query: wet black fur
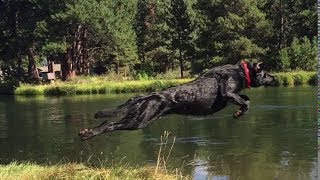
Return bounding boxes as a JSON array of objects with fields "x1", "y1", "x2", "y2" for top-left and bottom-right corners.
[{"x1": 79, "y1": 61, "x2": 276, "y2": 140}]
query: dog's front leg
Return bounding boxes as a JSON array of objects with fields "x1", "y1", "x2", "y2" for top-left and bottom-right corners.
[
  {"x1": 79, "y1": 121, "x2": 114, "y2": 140},
  {"x1": 219, "y1": 76, "x2": 250, "y2": 118},
  {"x1": 226, "y1": 93, "x2": 250, "y2": 118}
]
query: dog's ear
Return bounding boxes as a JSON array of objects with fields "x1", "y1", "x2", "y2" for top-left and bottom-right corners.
[
  {"x1": 257, "y1": 62, "x2": 264, "y2": 71},
  {"x1": 253, "y1": 62, "x2": 264, "y2": 72}
]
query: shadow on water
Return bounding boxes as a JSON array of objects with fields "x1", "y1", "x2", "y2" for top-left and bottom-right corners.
[{"x1": 0, "y1": 87, "x2": 317, "y2": 179}]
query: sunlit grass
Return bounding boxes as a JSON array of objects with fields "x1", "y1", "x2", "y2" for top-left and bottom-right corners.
[
  {"x1": 0, "y1": 162, "x2": 187, "y2": 180},
  {"x1": 0, "y1": 131, "x2": 188, "y2": 180},
  {"x1": 15, "y1": 79, "x2": 192, "y2": 96},
  {"x1": 272, "y1": 71, "x2": 316, "y2": 86}
]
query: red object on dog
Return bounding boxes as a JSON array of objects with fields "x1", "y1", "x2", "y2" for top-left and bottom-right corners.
[{"x1": 241, "y1": 60, "x2": 251, "y2": 89}]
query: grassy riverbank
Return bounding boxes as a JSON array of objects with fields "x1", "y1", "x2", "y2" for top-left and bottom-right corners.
[
  {"x1": 0, "y1": 131, "x2": 185, "y2": 180},
  {"x1": 0, "y1": 162, "x2": 184, "y2": 180},
  {"x1": 10, "y1": 71, "x2": 317, "y2": 96},
  {"x1": 14, "y1": 78, "x2": 192, "y2": 96},
  {"x1": 272, "y1": 71, "x2": 316, "y2": 86}
]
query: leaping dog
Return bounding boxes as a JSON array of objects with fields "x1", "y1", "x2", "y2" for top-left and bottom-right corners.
[{"x1": 79, "y1": 61, "x2": 276, "y2": 140}]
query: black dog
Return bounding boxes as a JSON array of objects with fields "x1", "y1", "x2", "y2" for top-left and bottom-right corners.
[{"x1": 79, "y1": 61, "x2": 276, "y2": 140}]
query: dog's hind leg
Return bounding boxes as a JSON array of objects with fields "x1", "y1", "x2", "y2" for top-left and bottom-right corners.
[
  {"x1": 79, "y1": 121, "x2": 135, "y2": 140},
  {"x1": 80, "y1": 94, "x2": 172, "y2": 140},
  {"x1": 94, "y1": 95, "x2": 146, "y2": 118}
]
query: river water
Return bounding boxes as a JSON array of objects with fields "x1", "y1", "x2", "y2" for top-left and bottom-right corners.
[{"x1": 0, "y1": 87, "x2": 317, "y2": 179}]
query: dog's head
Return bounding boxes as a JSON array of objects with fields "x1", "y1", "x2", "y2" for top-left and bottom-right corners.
[{"x1": 250, "y1": 63, "x2": 277, "y2": 87}]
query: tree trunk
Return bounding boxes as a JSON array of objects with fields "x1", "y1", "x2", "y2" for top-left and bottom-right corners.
[
  {"x1": 74, "y1": 24, "x2": 89, "y2": 75},
  {"x1": 279, "y1": 11, "x2": 284, "y2": 50},
  {"x1": 9, "y1": 0, "x2": 24, "y2": 81},
  {"x1": 47, "y1": 55, "x2": 54, "y2": 73},
  {"x1": 82, "y1": 27, "x2": 89, "y2": 75},
  {"x1": 278, "y1": 1, "x2": 286, "y2": 50},
  {"x1": 178, "y1": 35, "x2": 184, "y2": 78},
  {"x1": 16, "y1": 54, "x2": 24, "y2": 82},
  {"x1": 26, "y1": 46, "x2": 39, "y2": 84},
  {"x1": 75, "y1": 25, "x2": 82, "y2": 74},
  {"x1": 61, "y1": 47, "x2": 75, "y2": 81},
  {"x1": 142, "y1": 51, "x2": 145, "y2": 66},
  {"x1": 179, "y1": 50, "x2": 184, "y2": 78},
  {"x1": 139, "y1": 49, "x2": 145, "y2": 69}
]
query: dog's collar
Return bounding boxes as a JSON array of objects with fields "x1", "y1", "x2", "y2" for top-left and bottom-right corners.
[{"x1": 240, "y1": 60, "x2": 251, "y2": 89}]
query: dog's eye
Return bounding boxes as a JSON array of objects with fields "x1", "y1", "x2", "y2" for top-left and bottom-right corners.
[{"x1": 263, "y1": 73, "x2": 267, "y2": 78}]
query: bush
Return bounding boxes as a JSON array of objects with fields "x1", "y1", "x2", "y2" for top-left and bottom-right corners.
[
  {"x1": 155, "y1": 70, "x2": 187, "y2": 79},
  {"x1": 273, "y1": 71, "x2": 316, "y2": 86},
  {"x1": 135, "y1": 71, "x2": 151, "y2": 81},
  {"x1": 282, "y1": 75, "x2": 294, "y2": 86},
  {"x1": 0, "y1": 77, "x2": 19, "y2": 94},
  {"x1": 279, "y1": 36, "x2": 317, "y2": 71},
  {"x1": 279, "y1": 48, "x2": 290, "y2": 70}
]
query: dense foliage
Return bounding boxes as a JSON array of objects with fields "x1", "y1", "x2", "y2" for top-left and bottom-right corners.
[{"x1": 0, "y1": 0, "x2": 316, "y2": 83}]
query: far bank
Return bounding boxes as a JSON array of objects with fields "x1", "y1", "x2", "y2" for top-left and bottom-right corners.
[{"x1": 0, "y1": 71, "x2": 316, "y2": 96}]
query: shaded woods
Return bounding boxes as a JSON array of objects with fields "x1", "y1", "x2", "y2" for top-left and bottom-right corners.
[{"x1": 0, "y1": 0, "x2": 317, "y2": 84}]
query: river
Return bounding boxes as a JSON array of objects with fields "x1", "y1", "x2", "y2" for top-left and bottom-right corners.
[{"x1": 0, "y1": 86, "x2": 317, "y2": 179}]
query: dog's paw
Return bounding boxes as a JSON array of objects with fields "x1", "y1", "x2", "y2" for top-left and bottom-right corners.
[
  {"x1": 79, "y1": 129, "x2": 96, "y2": 140},
  {"x1": 233, "y1": 110, "x2": 243, "y2": 118}
]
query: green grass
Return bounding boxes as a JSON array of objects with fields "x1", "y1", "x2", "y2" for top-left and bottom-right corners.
[
  {"x1": 13, "y1": 71, "x2": 316, "y2": 96},
  {"x1": 0, "y1": 162, "x2": 186, "y2": 180},
  {"x1": 0, "y1": 131, "x2": 186, "y2": 180},
  {"x1": 15, "y1": 78, "x2": 192, "y2": 96}
]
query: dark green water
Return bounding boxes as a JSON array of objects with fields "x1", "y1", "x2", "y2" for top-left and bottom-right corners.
[{"x1": 0, "y1": 87, "x2": 317, "y2": 179}]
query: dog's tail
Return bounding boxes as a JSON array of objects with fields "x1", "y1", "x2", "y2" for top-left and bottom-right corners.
[{"x1": 94, "y1": 95, "x2": 145, "y2": 118}]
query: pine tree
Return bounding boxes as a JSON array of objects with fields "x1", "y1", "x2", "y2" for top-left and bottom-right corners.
[
  {"x1": 167, "y1": 0, "x2": 194, "y2": 78},
  {"x1": 193, "y1": 0, "x2": 270, "y2": 72},
  {"x1": 134, "y1": 0, "x2": 149, "y2": 67}
]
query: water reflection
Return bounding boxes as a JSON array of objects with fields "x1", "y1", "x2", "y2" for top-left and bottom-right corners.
[{"x1": 0, "y1": 87, "x2": 317, "y2": 179}]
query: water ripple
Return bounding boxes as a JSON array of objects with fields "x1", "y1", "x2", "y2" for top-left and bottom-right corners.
[
  {"x1": 144, "y1": 136, "x2": 229, "y2": 146},
  {"x1": 255, "y1": 105, "x2": 313, "y2": 110}
]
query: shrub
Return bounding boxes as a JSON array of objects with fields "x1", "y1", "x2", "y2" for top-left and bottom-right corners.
[
  {"x1": 135, "y1": 71, "x2": 151, "y2": 81},
  {"x1": 273, "y1": 71, "x2": 316, "y2": 86},
  {"x1": 279, "y1": 36, "x2": 317, "y2": 71}
]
